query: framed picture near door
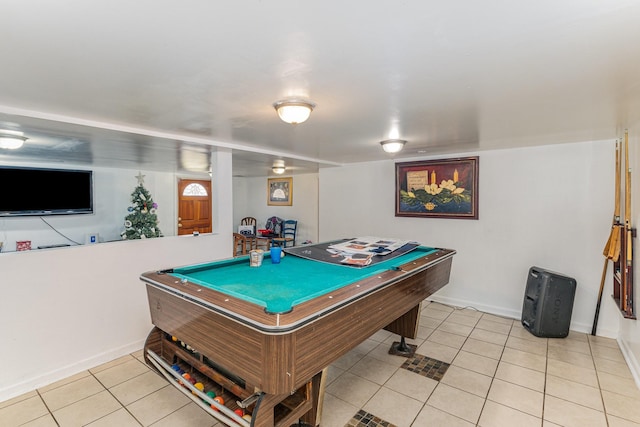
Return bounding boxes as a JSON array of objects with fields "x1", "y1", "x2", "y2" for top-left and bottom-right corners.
[{"x1": 267, "y1": 177, "x2": 293, "y2": 206}]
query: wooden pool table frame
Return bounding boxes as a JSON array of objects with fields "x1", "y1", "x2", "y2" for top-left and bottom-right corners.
[{"x1": 141, "y1": 247, "x2": 455, "y2": 426}]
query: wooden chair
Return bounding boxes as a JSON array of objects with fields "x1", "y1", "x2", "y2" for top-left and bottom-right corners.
[
  {"x1": 272, "y1": 220, "x2": 297, "y2": 248},
  {"x1": 233, "y1": 233, "x2": 249, "y2": 256},
  {"x1": 240, "y1": 217, "x2": 257, "y2": 229},
  {"x1": 240, "y1": 217, "x2": 259, "y2": 250}
]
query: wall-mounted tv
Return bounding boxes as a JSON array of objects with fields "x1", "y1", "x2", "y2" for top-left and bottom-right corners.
[{"x1": 0, "y1": 166, "x2": 93, "y2": 217}]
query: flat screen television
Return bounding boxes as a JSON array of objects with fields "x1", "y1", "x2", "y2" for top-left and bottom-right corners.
[{"x1": 0, "y1": 166, "x2": 93, "y2": 217}]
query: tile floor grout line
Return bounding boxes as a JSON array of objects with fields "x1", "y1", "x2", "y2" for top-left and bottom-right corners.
[
  {"x1": 473, "y1": 313, "x2": 511, "y2": 426},
  {"x1": 86, "y1": 367, "x2": 145, "y2": 427},
  {"x1": 541, "y1": 329, "x2": 549, "y2": 426},
  {"x1": 588, "y1": 336, "x2": 611, "y2": 427},
  {"x1": 34, "y1": 389, "x2": 60, "y2": 427}
]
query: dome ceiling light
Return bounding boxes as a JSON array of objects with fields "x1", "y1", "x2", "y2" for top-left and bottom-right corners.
[
  {"x1": 0, "y1": 130, "x2": 28, "y2": 150},
  {"x1": 380, "y1": 139, "x2": 406, "y2": 154},
  {"x1": 272, "y1": 160, "x2": 286, "y2": 174},
  {"x1": 273, "y1": 98, "x2": 315, "y2": 124}
]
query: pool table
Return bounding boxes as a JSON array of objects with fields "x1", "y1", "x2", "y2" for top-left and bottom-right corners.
[{"x1": 141, "y1": 243, "x2": 455, "y2": 426}]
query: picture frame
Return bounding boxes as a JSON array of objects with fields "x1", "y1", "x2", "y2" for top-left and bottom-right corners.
[
  {"x1": 267, "y1": 177, "x2": 293, "y2": 206},
  {"x1": 395, "y1": 156, "x2": 479, "y2": 219}
]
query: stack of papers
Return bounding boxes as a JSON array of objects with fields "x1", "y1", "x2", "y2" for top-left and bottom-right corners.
[{"x1": 327, "y1": 237, "x2": 412, "y2": 266}]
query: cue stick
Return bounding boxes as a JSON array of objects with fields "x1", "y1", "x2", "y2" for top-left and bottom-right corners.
[
  {"x1": 591, "y1": 258, "x2": 609, "y2": 335},
  {"x1": 624, "y1": 130, "x2": 632, "y2": 312},
  {"x1": 146, "y1": 349, "x2": 250, "y2": 427},
  {"x1": 593, "y1": 140, "x2": 622, "y2": 335},
  {"x1": 604, "y1": 141, "x2": 621, "y2": 261}
]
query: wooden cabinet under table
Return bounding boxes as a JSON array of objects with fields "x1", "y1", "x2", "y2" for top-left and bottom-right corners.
[{"x1": 141, "y1": 245, "x2": 455, "y2": 426}]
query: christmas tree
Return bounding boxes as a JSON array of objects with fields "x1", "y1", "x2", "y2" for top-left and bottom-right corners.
[{"x1": 121, "y1": 172, "x2": 163, "y2": 239}]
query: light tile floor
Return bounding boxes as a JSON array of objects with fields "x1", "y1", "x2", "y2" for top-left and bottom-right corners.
[{"x1": 2, "y1": 302, "x2": 640, "y2": 427}]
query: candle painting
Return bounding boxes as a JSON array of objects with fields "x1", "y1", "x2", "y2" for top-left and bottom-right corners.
[{"x1": 395, "y1": 157, "x2": 479, "y2": 219}]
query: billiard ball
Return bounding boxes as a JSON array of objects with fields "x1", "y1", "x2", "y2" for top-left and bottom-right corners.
[
  {"x1": 171, "y1": 336, "x2": 178, "y2": 342},
  {"x1": 242, "y1": 414, "x2": 252, "y2": 422},
  {"x1": 171, "y1": 364, "x2": 180, "y2": 371},
  {"x1": 192, "y1": 382, "x2": 204, "y2": 395},
  {"x1": 188, "y1": 377, "x2": 197, "y2": 385},
  {"x1": 210, "y1": 397, "x2": 224, "y2": 411},
  {"x1": 234, "y1": 409, "x2": 243, "y2": 417},
  {"x1": 206, "y1": 390, "x2": 217, "y2": 399},
  {"x1": 182, "y1": 373, "x2": 191, "y2": 380}
]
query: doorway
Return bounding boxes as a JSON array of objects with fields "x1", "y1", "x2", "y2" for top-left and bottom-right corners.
[{"x1": 177, "y1": 179, "x2": 212, "y2": 235}]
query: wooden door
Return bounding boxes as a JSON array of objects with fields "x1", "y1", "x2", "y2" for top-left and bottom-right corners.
[{"x1": 178, "y1": 179, "x2": 212, "y2": 235}]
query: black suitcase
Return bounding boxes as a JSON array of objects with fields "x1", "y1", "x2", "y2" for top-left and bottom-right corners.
[{"x1": 521, "y1": 266, "x2": 577, "y2": 338}]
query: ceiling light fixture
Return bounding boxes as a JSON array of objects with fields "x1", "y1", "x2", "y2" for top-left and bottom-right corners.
[
  {"x1": 380, "y1": 139, "x2": 406, "y2": 153},
  {"x1": 273, "y1": 98, "x2": 315, "y2": 124},
  {"x1": 272, "y1": 160, "x2": 286, "y2": 174},
  {"x1": 0, "y1": 131, "x2": 27, "y2": 150}
]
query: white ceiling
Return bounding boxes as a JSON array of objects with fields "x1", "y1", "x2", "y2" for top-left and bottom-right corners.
[{"x1": 1, "y1": 1, "x2": 639, "y2": 176}]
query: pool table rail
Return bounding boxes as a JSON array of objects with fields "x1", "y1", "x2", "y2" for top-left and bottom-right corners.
[{"x1": 141, "y1": 248, "x2": 455, "y2": 334}]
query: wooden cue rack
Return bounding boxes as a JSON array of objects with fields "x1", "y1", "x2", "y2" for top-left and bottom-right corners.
[
  {"x1": 613, "y1": 227, "x2": 636, "y2": 319},
  {"x1": 143, "y1": 327, "x2": 325, "y2": 427}
]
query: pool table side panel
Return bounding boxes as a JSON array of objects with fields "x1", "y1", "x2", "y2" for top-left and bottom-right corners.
[
  {"x1": 262, "y1": 334, "x2": 295, "y2": 393},
  {"x1": 292, "y1": 256, "x2": 452, "y2": 384},
  {"x1": 146, "y1": 285, "x2": 267, "y2": 389}
]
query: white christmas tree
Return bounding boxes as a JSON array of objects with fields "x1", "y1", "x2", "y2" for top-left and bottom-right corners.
[{"x1": 121, "y1": 172, "x2": 163, "y2": 239}]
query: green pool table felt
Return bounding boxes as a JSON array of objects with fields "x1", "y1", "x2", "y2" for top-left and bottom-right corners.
[{"x1": 170, "y1": 246, "x2": 437, "y2": 313}]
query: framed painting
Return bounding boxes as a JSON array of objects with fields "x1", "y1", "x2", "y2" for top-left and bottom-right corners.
[
  {"x1": 267, "y1": 177, "x2": 293, "y2": 206},
  {"x1": 395, "y1": 156, "x2": 479, "y2": 219}
]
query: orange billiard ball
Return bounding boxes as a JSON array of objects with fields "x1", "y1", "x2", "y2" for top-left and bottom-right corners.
[{"x1": 210, "y1": 396, "x2": 224, "y2": 411}]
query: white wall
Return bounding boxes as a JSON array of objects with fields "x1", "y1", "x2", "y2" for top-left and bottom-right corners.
[
  {"x1": 320, "y1": 140, "x2": 619, "y2": 338},
  {"x1": 0, "y1": 234, "x2": 230, "y2": 402},
  {"x1": 232, "y1": 173, "x2": 319, "y2": 245}
]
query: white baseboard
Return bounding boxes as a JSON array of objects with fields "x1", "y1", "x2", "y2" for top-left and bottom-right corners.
[
  {"x1": 0, "y1": 339, "x2": 146, "y2": 403},
  {"x1": 427, "y1": 295, "x2": 521, "y2": 321},
  {"x1": 427, "y1": 295, "x2": 618, "y2": 339},
  {"x1": 618, "y1": 337, "x2": 640, "y2": 391}
]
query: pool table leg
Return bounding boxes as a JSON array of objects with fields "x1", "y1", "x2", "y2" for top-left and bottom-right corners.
[{"x1": 300, "y1": 369, "x2": 326, "y2": 427}]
